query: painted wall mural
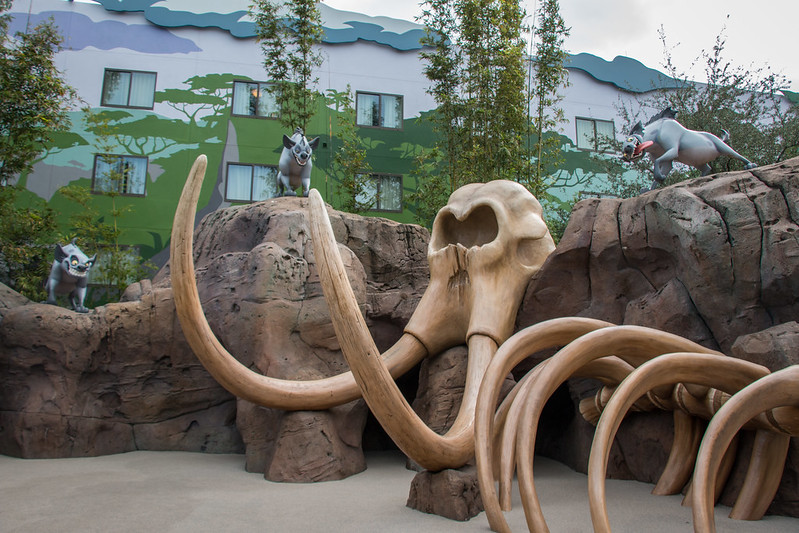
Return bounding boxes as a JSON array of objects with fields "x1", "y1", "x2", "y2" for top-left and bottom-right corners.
[{"x1": 8, "y1": 0, "x2": 700, "y2": 272}]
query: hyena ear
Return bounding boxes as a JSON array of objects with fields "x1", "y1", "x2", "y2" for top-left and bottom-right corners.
[
  {"x1": 308, "y1": 137, "x2": 320, "y2": 151},
  {"x1": 55, "y1": 244, "x2": 69, "y2": 262},
  {"x1": 283, "y1": 135, "x2": 296, "y2": 150}
]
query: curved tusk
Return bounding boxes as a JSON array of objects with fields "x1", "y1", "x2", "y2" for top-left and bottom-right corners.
[
  {"x1": 171, "y1": 155, "x2": 427, "y2": 410},
  {"x1": 511, "y1": 328, "x2": 723, "y2": 533},
  {"x1": 473, "y1": 317, "x2": 616, "y2": 533},
  {"x1": 586, "y1": 352, "x2": 769, "y2": 533},
  {"x1": 309, "y1": 187, "x2": 498, "y2": 470},
  {"x1": 692, "y1": 366, "x2": 799, "y2": 532}
]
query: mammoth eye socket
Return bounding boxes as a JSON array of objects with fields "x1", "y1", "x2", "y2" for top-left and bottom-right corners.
[{"x1": 434, "y1": 205, "x2": 499, "y2": 250}]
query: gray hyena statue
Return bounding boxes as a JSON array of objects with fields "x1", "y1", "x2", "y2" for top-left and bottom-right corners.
[
  {"x1": 44, "y1": 238, "x2": 96, "y2": 313},
  {"x1": 622, "y1": 107, "x2": 757, "y2": 192},
  {"x1": 278, "y1": 127, "x2": 320, "y2": 197}
]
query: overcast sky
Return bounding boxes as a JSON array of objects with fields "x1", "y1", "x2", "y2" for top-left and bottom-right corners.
[{"x1": 322, "y1": 0, "x2": 799, "y2": 92}]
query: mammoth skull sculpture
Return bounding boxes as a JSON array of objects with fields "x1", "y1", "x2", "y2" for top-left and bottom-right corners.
[{"x1": 170, "y1": 155, "x2": 555, "y2": 471}]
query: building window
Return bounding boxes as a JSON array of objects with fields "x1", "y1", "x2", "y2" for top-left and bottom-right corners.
[
  {"x1": 92, "y1": 154, "x2": 148, "y2": 196},
  {"x1": 356, "y1": 174, "x2": 403, "y2": 212},
  {"x1": 226, "y1": 163, "x2": 279, "y2": 202},
  {"x1": 575, "y1": 117, "x2": 615, "y2": 151},
  {"x1": 356, "y1": 92, "x2": 403, "y2": 129},
  {"x1": 101, "y1": 69, "x2": 157, "y2": 109},
  {"x1": 232, "y1": 81, "x2": 280, "y2": 118}
]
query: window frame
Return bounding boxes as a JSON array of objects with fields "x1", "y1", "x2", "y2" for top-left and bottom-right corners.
[
  {"x1": 358, "y1": 173, "x2": 403, "y2": 213},
  {"x1": 91, "y1": 154, "x2": 148, "y2": 197},
  {"x1": 230, "y1": 80, "x2": 281, "y2": 120},
  {"x1": 100, "y1": 68, "x2": 157, "y2": 110},
  {"x1": 575, "y1": 116, "x2": 616, "y2": 152},
  {"x1": 355, "y1": 91, "x2": 404, "y2": 130},
  {"x1": 225, "y1": 162, "x2": 280, "y2": 203}
]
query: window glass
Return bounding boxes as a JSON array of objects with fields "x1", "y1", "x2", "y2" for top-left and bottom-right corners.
[
  {"x1": 93, "y1": 155, "x2": 147, "y2": 196},
  {"x1": 357, "y1": 93, "x2": 381, "y2": 127},
  {"x1": 358, "y1": 174, "x2": 402, "y2": 211},
  {"x1": 575, "y1": 118, "x2": 615, "y2": 150},
  {"x1": 595, "y1": 120, "x2": 615, "y2": 149},
  {"x1": 381, "y1": 95, "x2": 402, "y2": 129},
  {"x1": 227, "y1": 163, "x2": 278, "y2": 202},
  {"x1": 226, "y1": 164, "x2": 253, "y2": 201},
  {"x1": 356, "y1": 93, "x2": 403, "y2": 129},
  {"x1": 355, "y1": 173, "x2": 377, "y2": 208},
  {"x1": 102, "y1": 71, "x2": 131, "y2": 107},
  {"x1": 256, "y1": 85, "x2": 280, "y2": 118},
  {"x1": 575, "y1": 118, "x2": 595, "y2": 150},
  {"x1": 379, "y1": 174, "x2": 402, "y2": 211},
  {"x1": 233, "y1": 82, "x2": 256, "y2": 115},
  {"x1": 101, "y1": 70, "x2": 156, "y2": 109},
  {"x1": 129, "y1": 72, "x2": 156, "y2": 108},
  {"x1": 232, "y1": 81, "x2": 279, "y2": 118},
  {"x1": 252, "y1": 165, "x2": 278, "y2": 201}
]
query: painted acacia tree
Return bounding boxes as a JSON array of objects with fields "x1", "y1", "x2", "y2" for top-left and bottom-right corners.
[
  {"x1": 250, "y1": 0, "x2": 323, "y2": 133},
  {"x1": 528, "y1": 0, "x2": 569, "y2": 196},
  {"x1": 0, "y1": 0, "x2": 78, "y2": 298},
  {"x1": 412, "y1": 0, "x2": 531, "y2": 225},
  {"x1": 60, "y1": 108, "x2": 156, "y2": 305}
]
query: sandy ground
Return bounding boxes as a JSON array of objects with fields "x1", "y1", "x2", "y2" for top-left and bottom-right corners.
[{"x1": 1, "y1": 451, "x2": 797, "y2": 532}]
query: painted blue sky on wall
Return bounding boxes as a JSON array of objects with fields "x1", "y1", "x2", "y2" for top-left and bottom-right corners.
[
  {"x1": 90, "y1": 0, "x2": 427, "y2": 50},
  {"x1": 9, "y1": 10, "x2": 201, "y2": 54},
  {"x1": 16, "y1": 1, "x2": 681, "y2": 94}
]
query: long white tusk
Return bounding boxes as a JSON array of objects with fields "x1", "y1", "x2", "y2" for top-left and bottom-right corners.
[{"x1": 171, "y1": 155, "x2": 426, "y2": 410}]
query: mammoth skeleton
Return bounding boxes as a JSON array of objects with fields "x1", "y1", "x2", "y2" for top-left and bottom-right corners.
[
  {"x1": 172, "y1": 155, "x2": 798, "y2": 531},
  {"x1": 170, "y1": 154, "x2": 557, "y2": 471}
]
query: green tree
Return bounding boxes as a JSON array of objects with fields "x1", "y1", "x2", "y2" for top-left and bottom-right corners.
[
  {"x1": 0, "y1": 0, "x2": 78, "y2": 185},
  {"x1": 250, "y1": 0, "x2": 323, "y2": 132},
  {"x1": 0, "y1": 185, "x2": 57, "y2": 299},
  {"x1": 0, "y1": 0, "x2": 77, "y2": 299},
  {"x1": 413, "y1": 0, "x2": 531, "y2": 225},
  {"x1": 610, "y1": 24, "x2": 799, "y2": 195},
  {"x1": 60, "y1": 108, "x2": 154, "y2": 305},
  {"x1": 527, "y1": 0, "x2": 570, "y2": 197},
  {"x1": 327, "y1": 87, "x2": 373, "y2": 214}
]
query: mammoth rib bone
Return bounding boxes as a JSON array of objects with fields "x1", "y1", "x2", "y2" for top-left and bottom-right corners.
[
  {"x1": 692, "y1": 366, "x2": 799, "y2": 532},
  {"x1": 509, "y1": 327, "x2": 721, "y2": 533},
  {"x1": 472, "y1": 317, "x2": 617, "y2": 533},
  {"x1": 586, "y1": 352, "x2": 771, "y2": 533},
  {"x1": 170, "y1": 155, "x2": 427, "y2": 410}
]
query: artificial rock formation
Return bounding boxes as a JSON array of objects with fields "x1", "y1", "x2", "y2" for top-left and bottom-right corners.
[
  {"x1": 519, "y1": 158, "x2": 799, "y2": 516},
  {"x1": 0, "y1": 281, "x2": 241, "y2": 458},
  {"x1": 0, "y1": 196, "x2": 430, "y2": 483}
]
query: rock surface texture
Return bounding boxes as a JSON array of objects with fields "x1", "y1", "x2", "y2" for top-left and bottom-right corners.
[
  {"x1": 0, "y1": 197, "x2": 429, "y2": 483},
  {"x1": 1, "y1": 159, "x2": 798, "y2": 516},
  {"x1": 518, "y1": 158, "x2": 799, "y2": 516}
]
